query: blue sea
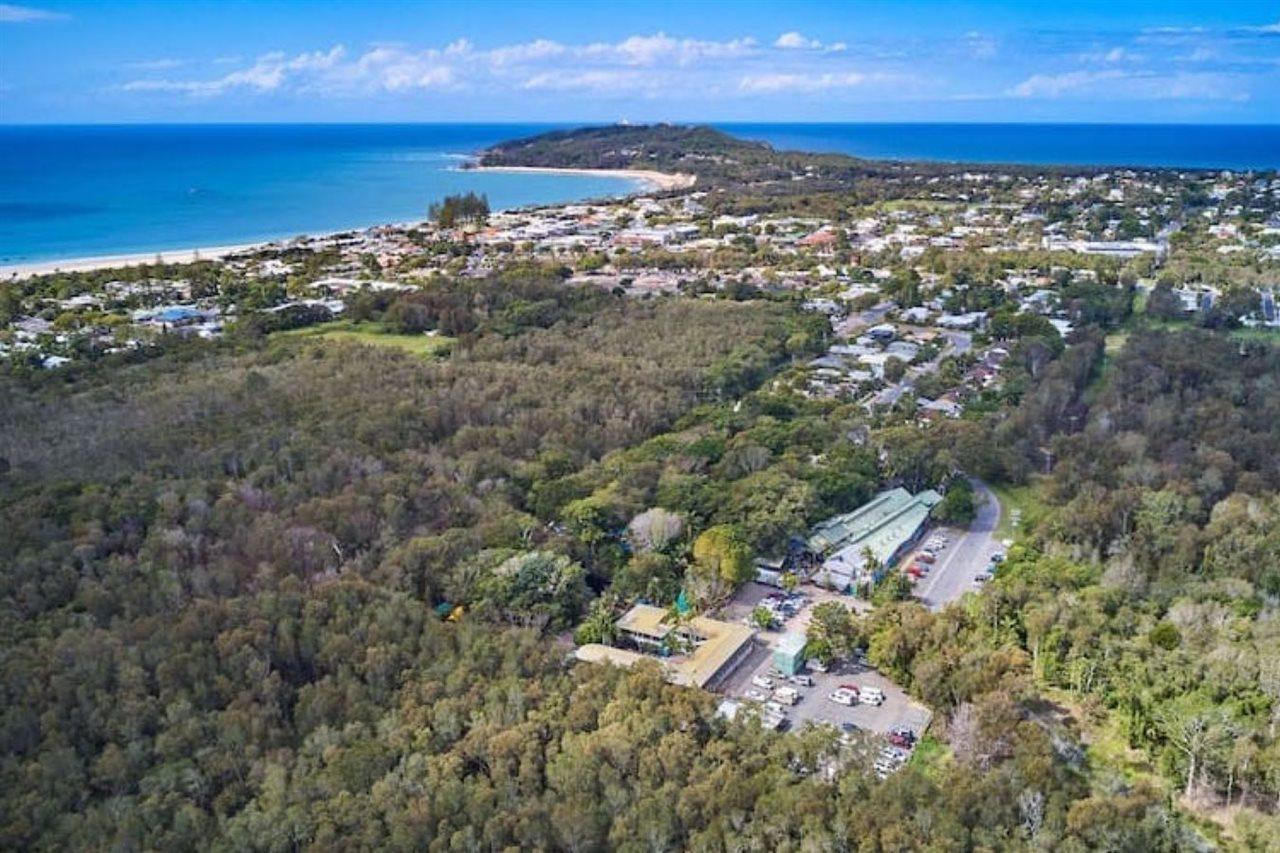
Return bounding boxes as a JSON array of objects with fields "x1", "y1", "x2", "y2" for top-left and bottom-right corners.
[
  {"x1": 0, "y1": 124, "x2": 644, "y2": 265},
  {"x1": 721, "y1": 123, "x2": 1280, "y2": 171},
  {"x1": 2, "y1": 123, "x2": 1277, "y2": 265}
]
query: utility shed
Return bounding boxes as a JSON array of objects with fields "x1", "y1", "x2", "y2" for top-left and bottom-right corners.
[{"x1": 774, "y1": 632, "x2": 808, "y2": 676}]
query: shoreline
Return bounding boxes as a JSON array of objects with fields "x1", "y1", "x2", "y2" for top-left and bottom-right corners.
[
  {"x1": 1, "y1": 167, "x2": 695, "y2": 281},
  {"x1": 0, "y1": 243, "x2": 268, "y2": 280},
  {"x1": 468, "y1": 165, "x2": 697, "y2": 191}
]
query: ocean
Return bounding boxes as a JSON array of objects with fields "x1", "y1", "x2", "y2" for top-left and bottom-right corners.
[
  {"x1": 0, "y1": 124, "x2": 643, "y2": 265},
  {"x1": 720, "y1": 123, "x2": 1280, "y2": 171},
  {"x1": 2, "y1": 123, "x2": 1278, "y2": 265}
]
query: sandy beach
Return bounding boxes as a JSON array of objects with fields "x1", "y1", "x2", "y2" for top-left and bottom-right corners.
[
  {"x1": 470, "y1": 165, "x2": 697, "y2": 191},
  {"x1": 0, "y1": 243, "x2": 266, "y2": 280},
  {"x1": 0, "y1": 166, "x2": 695, "y2": 280}
]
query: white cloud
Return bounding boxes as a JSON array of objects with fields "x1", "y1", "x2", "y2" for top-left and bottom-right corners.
[
  {"x1": 521, "y1": 70, "x2": 648, "y2": 93},
  {"x1": 1008, "y1": 69, "x2": 1246, "y2": 101},
  {"x1": 114, "y1": 28, "x2": 914, "y2": 105},
  {"x1": 1079, "y1": 46, "x2": 1141, "y2": 64},
  {"x1": 582, "y1": 33, "x2": 756, "y2": 66},
  {"x1": 1009, "y1": 69, "x2": 1126, "y2": 97},
  {"x1": 120, "y1": 33, "x2": 771, "y2": 99},
  {"x1": 0, "y1": 3, "x2": 65, "y2": 22},
  {"x1": 775, "y1": 31, "x2": 820, "y2": 50},
  {"x1": 487, "y1": 38, "x2": 565, "y2": 67},
  {"x1": 123, "y1": 47, "x2": 349, "y2": 96},
  {"x1": 739, "y1": 71, "x2": 874, "y2": 93},
  {"x1": 774, "y1": 31, "x2": 844, "y2": 52}
]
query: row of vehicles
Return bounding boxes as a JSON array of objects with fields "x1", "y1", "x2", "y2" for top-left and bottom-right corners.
[
  {"x1": 974, "y1": 551, "x2": 1005, "y2": 585},
  {"x1": 874, "y1": 728, "x2": 918, "y2": 779},
  {"x1": 751, "y1": 591, "x2": 807, "y2": 627},
  {"x1": 745, "y1": 671, "x2": 813, "y2": 730},
  {"x1": 828, "y1": 683, "x2": 884, "y2": 706},
  {"x1": 906, "y1": 533, "x2": 948, "y2": 584}
]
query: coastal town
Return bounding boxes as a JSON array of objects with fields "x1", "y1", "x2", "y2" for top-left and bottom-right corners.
[{"x1": 3, "y1": 156, "x2": 1278, "y2": 376}]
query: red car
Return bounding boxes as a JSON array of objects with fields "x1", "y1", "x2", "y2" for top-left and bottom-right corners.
[
  {"x1": 915, "y1": 552, "x2": 935, "y2": 564},
  {"x1": 839, "y1": 683, "x2": 860, "y2": 693}
]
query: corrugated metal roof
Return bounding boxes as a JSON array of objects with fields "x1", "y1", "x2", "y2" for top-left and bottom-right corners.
[{"x1": 809, "y1": 488, "x2": 942, "y2": 586}]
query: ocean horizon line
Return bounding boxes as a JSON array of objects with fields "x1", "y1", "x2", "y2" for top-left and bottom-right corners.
[
  {"x1": 3, "y1": 122, "x2": 1277, "y2": 266},
  {"x1": 5, "y1": 120, "x2": 1280, "y2": 128}
]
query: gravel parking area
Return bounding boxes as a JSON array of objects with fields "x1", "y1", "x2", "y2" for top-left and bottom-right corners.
[{"x1": 718, "y1": 632, "x2": 930, "y2": 739}]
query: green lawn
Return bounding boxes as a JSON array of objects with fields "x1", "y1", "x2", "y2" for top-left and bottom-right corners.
[
  {"x1": 279, "y1": 321, "x2": 453, "y2": 358},
  {"x1": 990, "y1": 478, "x2": 1050, "y2": 541},
  {"x1": 906, "y1": 734, "x2": 950, "y2": 777},
  {"x1": 1229, "y1": 326, "x2": 1280, "y2": 344}
]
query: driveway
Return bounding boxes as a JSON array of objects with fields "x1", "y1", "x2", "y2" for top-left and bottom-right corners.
[{"x1": 914, "y1": 478, "x2": 1003, "y2": 610}]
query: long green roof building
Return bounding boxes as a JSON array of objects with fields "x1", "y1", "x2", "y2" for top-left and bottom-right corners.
[{"x1": 807, "y1": 487, "x2": 942, "y2": 591}]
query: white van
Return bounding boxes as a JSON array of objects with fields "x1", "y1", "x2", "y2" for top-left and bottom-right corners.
[
  {"x1": 773, "y1": 686, "x2": 800, "y2": 706},
  {"x1": 859, "y1": 687, "x2": 885, "y2": 706}
]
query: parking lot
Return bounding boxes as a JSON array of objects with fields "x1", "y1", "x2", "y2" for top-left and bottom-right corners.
[
  {"x1": 721, "y1": 648, "x2": 931, "y2": 737},
  {"x1": 913, "y1": 480, "x2": 1006, "y2": 610}
]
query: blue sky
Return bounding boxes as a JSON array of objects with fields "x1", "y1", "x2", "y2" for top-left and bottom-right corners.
[{"x1": 2, "y1": 0, "x2": 1278, "y2": 123}]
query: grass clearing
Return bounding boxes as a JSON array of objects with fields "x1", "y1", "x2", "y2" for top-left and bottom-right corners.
[
  {"x1": 906, "y1": 733, "x2": 950, "y2": 777},
  {"x1": 1229, "y1": 326, "x2": 1280, "y2": 345},
  {"x1": 280, "y1": 321, "x2": 454, "y2": 358},
  {"x1": 991, "y1": 477, "x2": 1050, "y2": 541}
]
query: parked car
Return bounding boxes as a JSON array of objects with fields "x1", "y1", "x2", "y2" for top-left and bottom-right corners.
[
  {"x1": 809, "y1": 659, "x2": 829, "y2": 673},
  {"x1": 888, "y1": 732, "x2": 913, "y2": 748},
  {"x1": 773, "y1": 686, "x2": 800, "y2": 706},
  {"x1": 744, "y1": 689, "x2": 768, "y2": 702},
  {"x1": 841, "y1": 722, "x2": 860, "y2": 733},
  {"x1": 859, "y1": 688, "x2": 885, "y2": 706},
  {"x1": 828, "y1": 688, "x2": 856, "y2": 706},
  {"x1": 839, "y1": 683, "x2": 860, "y2": 693},
  {"x1": 790, "y1": 674, "x2": 814, "y2": 687},
  {"x1": 890, "y1": 727, "x2": 917, "y2": 744},
  {"x1": 915, "y1": 552, "x2": 935, "y2": 564},
  {"x1": 974, "y1": 572, "x2": 991, "y2": 584},
  {"x1": 991, "y1": 552, "x2": 1005, "y2": 563},
  {"x1": 764, "y1": 701, "x2": 786, "y2": 715},
  {"x1": 752, "y1": 675, "x2": 774, "y2": 689},
  {"x1": 884, "y1": 747, "x2": 910, "y2": 763}
]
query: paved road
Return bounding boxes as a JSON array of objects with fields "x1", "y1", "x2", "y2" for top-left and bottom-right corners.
[
  {"x1": 836, "y1": 301, "x2": 895, "y2": 337},
  {"x1": 916, "y1": 478, "x2": 1003, "y2": 611}
]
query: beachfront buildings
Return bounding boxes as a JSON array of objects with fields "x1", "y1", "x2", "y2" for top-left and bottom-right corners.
[{"x1": 807, "y1": 487, "x2": 943, "y2": 592}]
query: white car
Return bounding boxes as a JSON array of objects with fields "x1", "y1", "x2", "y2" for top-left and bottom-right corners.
[
  {"x1": 828, "y1": 688, "x2": 856, "y2": 706},
  {"x1": 744, "y1": 689, "x2": 768, "y2": 702},
  {"x1": 860, "y1": 690, "x2": 885, "y2": 706},
  {"x1": 764, "y1": 701, "x2": 786, "y2": 715},
  {"x1": 752, "y1": 675, "x2": 774, "y2": 690}
]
